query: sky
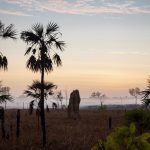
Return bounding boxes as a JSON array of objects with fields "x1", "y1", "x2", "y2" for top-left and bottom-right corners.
[{"x1": 0, "y1": 0, "x2": 150, "y2": 98}]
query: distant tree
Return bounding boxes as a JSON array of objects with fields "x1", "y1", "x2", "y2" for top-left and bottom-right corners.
[
  {"x1": 57, "y1": 91, "x2": 63, "y2": 109},
  {"x1": 0, "y1": 81, "x2": 13, "y2": 104},
  {"x1": 91, "y1": 91, "x2": 106, "y2": 106},
  {"x1": 91, "y1": 92, "x2": 96, "y2": 98},
  {"x1": 141, "y1": 78, "x2": 150, "y2": 108},
  {"x1": 21, "y1": 22, "x2": 65, "y2": 146},
  {"x1": 129, "y1": 87, "x2": 140, "y2": 105},
  {"x1": 0, "y1": 20, "x2": 17, "y2": 70}
]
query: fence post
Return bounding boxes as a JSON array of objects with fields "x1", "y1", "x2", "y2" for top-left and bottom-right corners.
[
  {"x1": 109, "y1": 116, "x2": 112, "y2": 129},
  {"x1": 16, "y1": 109, "x2": 20, "y2": 138},
  {"x1": 10, "y1": 124, "x2": 13, "y2": 140},
  {"x1": 1, "y1": 108, "x2": 5, "y2": 139}
]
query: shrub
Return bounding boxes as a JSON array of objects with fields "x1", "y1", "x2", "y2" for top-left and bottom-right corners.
[
  {"x1": 91, "y1": 123, "x2": 150, "y2": 150},
  {"x1": 124, "y1": 109, "x2": 150, "y2": 131}
]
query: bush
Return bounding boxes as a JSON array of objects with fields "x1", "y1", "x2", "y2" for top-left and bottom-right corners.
[
  {"x1": 124, "y1": 109, "x2": 150, "y2": 131},
  {"x1": 91, "y1": 123, "x2": 150, "y2": 150}
]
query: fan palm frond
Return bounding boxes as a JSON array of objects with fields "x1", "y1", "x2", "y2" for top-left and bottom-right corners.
[
  {"x1": 24, "y1": 90, "x2": 40, "y2": 99},
  {"x1": 32, "y1": 23, "x2": 43, "y2": 38},
  {"x1": 24, "y1": 80, "x2": 57, "y2": 100},
  {"x1": 26, "y1": 55, "x2": 41, "y2": 72},
  {"x1": 0, "y1": 55, "x2": 8, "y2": 70},
  {"x1": 46, "y1": 22, "x2": 59, "y2": 36},
  {"x1": 142, "y1": 99, "x2": 150, "y2": 108},
  {"x1": 2, "y1": 24, "x2": 17, "y2": 39},
  {"x1": 53, "y1": 53, "x2": 62, "y2": 67},
  {"x1": 21, "y1": 31, "x2": 40, "y2": 44},
  {"x1": 55, "y1": 40, "x2": 65, "y2": 51},
  {"x1": 25, "y1": 47, "x2": 32, "y2": 55},
  {"x1": 0, "y1": 94, "x2": 13, "y2": 104},
  {"x1": 44, "y1": 56, "x2": 53, "y2": 72},
  {"x1": 0, "y1": 21, "x2": 4, "y2": 33}
]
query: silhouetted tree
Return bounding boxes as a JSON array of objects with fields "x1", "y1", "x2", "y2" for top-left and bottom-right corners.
[
  {"x1": 129, "y1": 87, "x2": 140, "y2": 105},
  {"x1": 24, "y1": 80, "x2": 57, "y2": 113},
  {"x1": 141, "y1": 78, "x2": 150, "y2": 108},
  {"x1": 24, "y1": 80, "x2": 57, "y2": 100},
  {"x1": 57, "y1": 91, "x2": 63, "y2": 109},
  {"x1": 0, "y1": 20, "x2": 17, "y2": 70},
  {"x1": 91, "y1": 91, "x2": 106, "y2": 106},
  {"x1": 21, "y1": 22, "x2": 65, "y2": 146},
  {"x1": 0, "y1": 81, "x2": 13, "y2": 104}
]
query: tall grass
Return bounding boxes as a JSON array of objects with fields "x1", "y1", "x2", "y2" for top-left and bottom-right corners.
[{"x1": 0, "y1": 109, "x2": 125, "y2": 150}]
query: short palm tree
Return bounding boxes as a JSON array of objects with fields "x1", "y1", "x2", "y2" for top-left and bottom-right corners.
[
  {"x1": 24, "y1": 80, "x2": 57, "y2": 101},
  {"x1": 24, "y1": 80, "x2": 57, "y2": 114},
  {"x1": 0, "y1": 81, "x2": 13, "y2": 104},
  {"x1": 0, "y1": 20, "x2": 17, "y2": 70},
  {"x1": 20, "y1": 22, "x2": 65, "y2": 146}
]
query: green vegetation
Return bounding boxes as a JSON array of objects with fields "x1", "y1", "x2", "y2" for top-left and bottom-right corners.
[
  {"x1": 91, "y1": 123, "x2": 150, "y2": 150},
  {"x1": 124, "y1": 109, "x2": 150, "y2": 131}
]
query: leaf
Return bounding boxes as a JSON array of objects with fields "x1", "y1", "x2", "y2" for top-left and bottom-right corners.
[
  {"x1": 55, "y1": 40, "x2": 65, "y2": 51},
  {"x1": 46, "y1": 22, "x2": 59, "y2": 35},
  {"x1": 91, "y1": 140, "x2": 106, "y2": 150},
  {"x1": 25, "y1": 47, "x2": 32, "y2": 55},
  {"x1": 139, "y1": 140, "x2": 150, "y2": 150},
  {"x1": 53, "y1": 53, "x2": 62, "y2": 67},
  {"x1": 32, "y1": 23, "x2": 43, "y2": 38},
  {"x1": 2, "y1": 24, "x2": 17, "y2": 39},
  {"x1": 129, "y1": 123, "x2": 136, "y2": 134},
  {"x1": 138, "y1": 133, "x2": 150, "y2": 140}
]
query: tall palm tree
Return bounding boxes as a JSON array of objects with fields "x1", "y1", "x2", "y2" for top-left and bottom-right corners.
[
  {"x1": 0, "y1": 20, "x2": 17, "y2": 70},
  {"x1": 20, "y1": 22, "x2": 65, "y2": 146}
]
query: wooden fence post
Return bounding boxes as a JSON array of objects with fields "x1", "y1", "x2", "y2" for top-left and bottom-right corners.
[
  {"x1": 109, "y1": 116, "x2": 112, "y2": 129},
  {"x1": 1, "y1": 108, "x2": 5, "y2": 139},
  {"x1": 16, "y1": 109, "x2": 20, "y2": 138},
  {"x1": 10, "y1": 124, "x2": 13, "y2": 140}
]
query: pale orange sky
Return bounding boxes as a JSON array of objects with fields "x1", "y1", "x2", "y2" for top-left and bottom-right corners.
[{"x1": 1, "y1": 0, "x2": 150, "y2": 97}]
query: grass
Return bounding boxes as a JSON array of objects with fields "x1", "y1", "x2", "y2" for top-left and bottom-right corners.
[{"x1": 0, "y1": 109, "x2": 125, "y2": 150}]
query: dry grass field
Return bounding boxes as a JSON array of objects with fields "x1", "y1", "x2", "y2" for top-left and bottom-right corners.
[{"x1": 0, "y1": 109, "x2": 125, "y2": 150}]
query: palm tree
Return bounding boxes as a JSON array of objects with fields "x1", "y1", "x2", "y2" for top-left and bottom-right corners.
[
  {"x1": 141, "y1": 79, "x2": 150, "y2": 108},
  {"x1": 0, "y1": 20, "x2": 17, "y2": 70},
  {"x1": 0, "y1": 81, "x2": 13, "y2": 104},
  {"x1": 20, "y1": 22, "x2": 65, "y2": 146},
  {"x1": 24, "y1": 80, "x2": 57, "y2": 101},
  {"x1": 129, "y1": 87, "x2": 140, "y2": 105},
  {"x1": 57, "y1": 91, "x2": 63, "y2": 109},
  {"x1": 24, "y1": 80, "x2": 57, "y2": 114}
]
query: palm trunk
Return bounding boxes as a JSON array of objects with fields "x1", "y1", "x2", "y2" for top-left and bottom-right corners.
[{"x1": 39, "y1": 47, "x2": 46, "y2": 146}]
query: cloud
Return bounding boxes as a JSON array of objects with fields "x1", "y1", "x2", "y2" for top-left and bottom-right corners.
[
  {"x1": 4, "y1": 0, "x2": 150, "y2": 15},
  {"x1": 0, "y1": 8, "x2": 31, "y2": 16}
]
